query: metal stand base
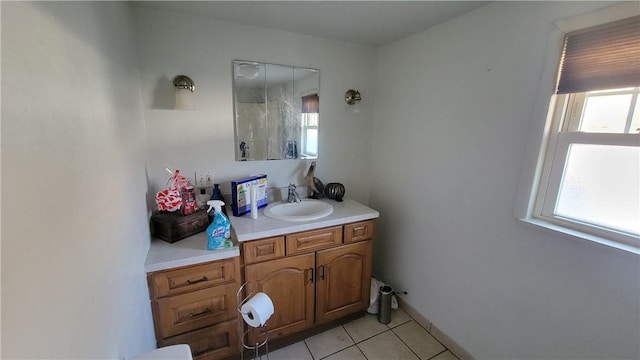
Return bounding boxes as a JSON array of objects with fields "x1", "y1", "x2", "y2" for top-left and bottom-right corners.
[{"x1": 237, "y1": 282, "x2": 270, "y2": 360}]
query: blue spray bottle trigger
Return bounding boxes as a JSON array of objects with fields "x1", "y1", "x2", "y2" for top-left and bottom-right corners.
[{"x1": 207, "y1": 200, "x2": 224, "y2": 214}]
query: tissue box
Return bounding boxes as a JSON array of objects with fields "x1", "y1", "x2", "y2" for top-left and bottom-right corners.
[
  {"x1": 231, "y1": 174, "x2": 268, "y2": 217},
  {"x1": 150, "y1": 210, "x2": 209, "y2": 243}
]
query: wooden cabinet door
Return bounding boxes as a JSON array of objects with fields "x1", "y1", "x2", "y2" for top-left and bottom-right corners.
[
  {"x1": 315, "y1": 241, "x2": 372, "y2": 324},
  {"x1": 244, "y1": 253, "x2": 315, "y2": 344}
]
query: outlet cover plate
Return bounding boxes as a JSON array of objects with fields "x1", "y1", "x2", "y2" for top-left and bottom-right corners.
[{"x1": 195, "y1": 171, "x2": 214, "y2": 188}]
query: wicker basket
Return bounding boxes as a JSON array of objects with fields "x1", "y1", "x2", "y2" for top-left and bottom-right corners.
[{"x1": 151, "y1": 210, "x2": 209, "y2": 243}]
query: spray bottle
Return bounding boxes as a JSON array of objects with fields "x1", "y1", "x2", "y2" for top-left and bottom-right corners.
[{"x1": 206, "y1": 200, "x2": 231, "y2": 250}]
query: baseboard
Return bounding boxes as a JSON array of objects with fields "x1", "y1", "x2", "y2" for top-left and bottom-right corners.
[{"x1": 396, "y1": 296, "x2": 475, "y2": 360}]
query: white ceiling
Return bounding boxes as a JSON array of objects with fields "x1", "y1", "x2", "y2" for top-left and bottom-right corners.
[{"x1": 133, "y1": 1, "x2": 490, "y2": 47}]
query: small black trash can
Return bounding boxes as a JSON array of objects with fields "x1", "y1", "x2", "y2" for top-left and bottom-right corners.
[{"x1": 378, "y1": 285, "x2": 393, "y2": 324}]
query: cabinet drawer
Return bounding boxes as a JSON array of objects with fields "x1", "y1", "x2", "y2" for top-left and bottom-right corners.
[
  {"x1": 148, "y1": 257, "x2": 240, "y2": 299},
  {"x1": 151, "y1": 283, "x2": 238, "y2": 339},
  {"x1": 286, "y1": 226, "x2": 342, "y2": 255},
  {"x1": 158, "y1": 319, "x2": 239, "y2": 360},
  {"x1": 243, "y1": 236, "x2": 285, "y2": 264},
  {"x1": 344, "y1": 221, "x2": 375, "y2": 243}
]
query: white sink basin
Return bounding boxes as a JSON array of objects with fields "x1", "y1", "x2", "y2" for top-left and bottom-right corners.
[{"x1": 264, "y1": 199, "x2": 334, "y2": 222}]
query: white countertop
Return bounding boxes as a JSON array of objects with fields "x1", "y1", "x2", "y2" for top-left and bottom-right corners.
[
  {"x1": 144, "y1": 198, "x2": 379, "y2": 273},
  {"x1": 231, "y1": 198, "x2": 379, "y2": 242},
  {"x1": 144, "y1": 232, "x2": 240, "y2": 273}
]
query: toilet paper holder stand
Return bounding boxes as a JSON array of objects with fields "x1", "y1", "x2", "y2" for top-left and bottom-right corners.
[{"x1": 237, "y1": 282, "x2": 270, "y2": 360}]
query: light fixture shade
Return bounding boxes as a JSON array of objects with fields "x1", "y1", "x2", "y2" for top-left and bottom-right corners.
[
  {"x1": 236, "y1": 63, "x2": 260, "y2": 79},
  {"x1": 175, "y1": 88, "x2": 196, "y2": 110},
  {"x1": 172, "y1": 75, "x2": 196, "y2": 110},
  {"x1": 345, "y1": 89, "x2": 361, "y2": 105}
]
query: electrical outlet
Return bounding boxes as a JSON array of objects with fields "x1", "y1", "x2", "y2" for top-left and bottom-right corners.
[
  {"x1": 205, "y1": 172, "x2": 214, "y2": 187},
  {"x1": 195, "y1": 171, "x2": 214, "y2": 188},
  {"x1": 195, "y1": 171, "x2": 204, "y2": 188}
]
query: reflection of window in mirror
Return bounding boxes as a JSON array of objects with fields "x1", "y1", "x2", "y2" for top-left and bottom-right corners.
[{"x1": 301, "y1": 94, "x2": 319, "y2": 158}]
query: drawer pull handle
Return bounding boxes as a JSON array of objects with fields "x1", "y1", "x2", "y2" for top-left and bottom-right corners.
[
  {"x1": 192, "y1": 345, "x2": 215, "y2": 356},
  {"x1": 319, "y1": 265, "x2": 325, "y2": 280},
  {"x1": 308, "y1": 267, "x2": 314, "y2": 283},
  {"x1": 186, "y1": 276, "x2": 208, "y2": 285},
  {"x1": 189, "y1": 308, "x2": 212, "y2": 318}
]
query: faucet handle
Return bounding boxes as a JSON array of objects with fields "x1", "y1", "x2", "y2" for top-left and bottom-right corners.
[{"x1": 287, "y1": 183, "x2": 301, "y2": 203}]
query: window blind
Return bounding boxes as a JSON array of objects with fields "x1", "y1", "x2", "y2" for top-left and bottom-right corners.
[
  {"x1": 302, "y1": 94, "x2": 319, "y2": 113},
  {"x1": 557, "y1": 15, "x2": 640, "y2": 94}
]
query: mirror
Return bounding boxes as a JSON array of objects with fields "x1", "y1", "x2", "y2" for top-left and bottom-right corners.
[{"x1": 233, "y1": 60, "x2": 320, "y2": 161}]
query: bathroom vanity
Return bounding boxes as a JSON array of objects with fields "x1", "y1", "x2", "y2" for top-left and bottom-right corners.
[
  {"x1": 145, "y1": 234, "x2": 241, "y2": 360},
  {"x1": 241, "y1": 219, "x2": 375, "y2": 345},
  {"x1": 145, "y1": 199, "x2": 379, "y2": 359}
]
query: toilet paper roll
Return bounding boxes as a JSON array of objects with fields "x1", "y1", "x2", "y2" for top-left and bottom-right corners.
[{"x1": 241, "y1": 292, "x2": 274, "y2": 327}]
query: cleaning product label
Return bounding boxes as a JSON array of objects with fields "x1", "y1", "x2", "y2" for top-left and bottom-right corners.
[
  {"x1": 207, "y1": 218, "x2": 230, "y2": 250},
  {"x1": 211, "y1": 227, "x2": 225, "y2": 238}
]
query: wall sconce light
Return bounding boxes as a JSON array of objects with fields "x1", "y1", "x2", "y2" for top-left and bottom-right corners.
[
  {"x1": 345, "y1": 89, "x2": 361, "y2": 105},
  {"x1": 173, "y1": 75, "x2": 196, "y2": 110}
]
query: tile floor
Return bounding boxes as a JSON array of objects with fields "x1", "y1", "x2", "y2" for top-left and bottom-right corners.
[{"x1": 264, "y1": 308, "x2": 460, "y2": 360}]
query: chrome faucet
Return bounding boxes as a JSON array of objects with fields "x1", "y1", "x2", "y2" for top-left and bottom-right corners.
[{"x1": 287, "y1": 183, "x2": 302, "y2": 203}]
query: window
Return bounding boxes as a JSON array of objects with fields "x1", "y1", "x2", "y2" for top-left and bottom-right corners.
[
  {"x1": 529, "y1": 15, "x2": 640, "y2": 251},
  {"x1": 301, "y1": 113, "x2": 318, "y2": 157},
  {"x1": 301, "y1": 94, "x2": 319, "y2": 158}
]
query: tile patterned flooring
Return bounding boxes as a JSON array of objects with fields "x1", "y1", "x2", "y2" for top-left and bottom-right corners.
[{"x1": 265, "y1": 308, "x2": 460, "y2": 360}]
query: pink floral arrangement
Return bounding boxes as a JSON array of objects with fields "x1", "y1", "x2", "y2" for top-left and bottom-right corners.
[{"x1": 155, "y1": 169, "x2": 191, "y2": 212}]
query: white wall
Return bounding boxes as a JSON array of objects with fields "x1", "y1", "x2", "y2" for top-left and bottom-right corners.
[
  {"x1": 371, "y1": 2, "x2": 639, "y2": 359},
  {"x1": 1, "y1": 2, "x2": 155, "y2": 358},
  {"x1": 133, "y1": 6, "x2": 377, "y2": 205}
]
